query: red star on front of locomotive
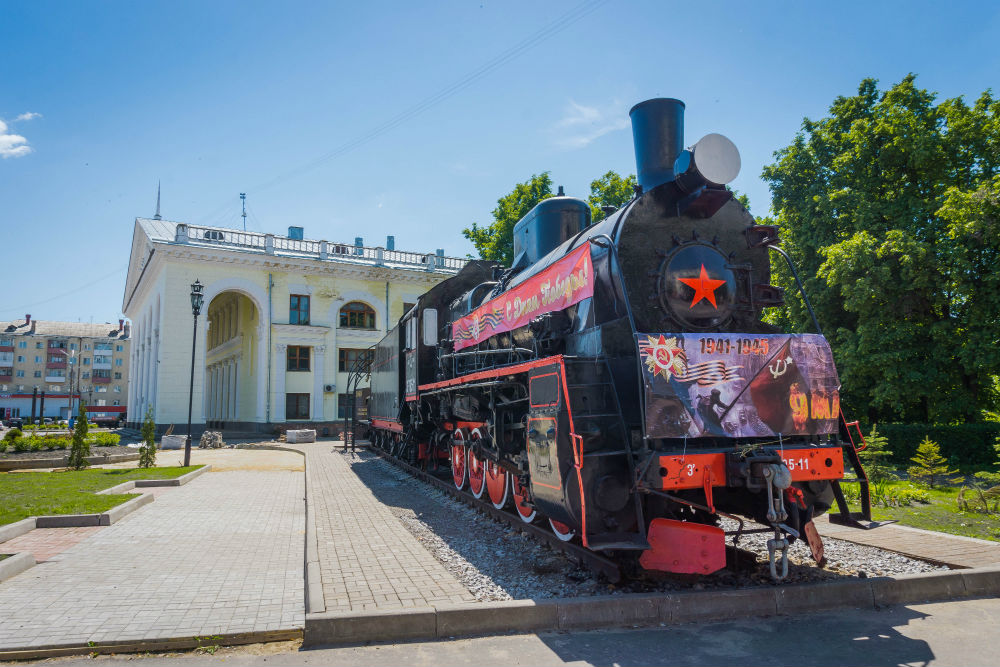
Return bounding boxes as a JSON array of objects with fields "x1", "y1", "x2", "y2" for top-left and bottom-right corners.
[{"x1": 678, "y1": 264, "x2": 726, "y2": 308}]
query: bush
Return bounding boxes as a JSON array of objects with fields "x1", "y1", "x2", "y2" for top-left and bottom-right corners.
[
  {"x1": 88, "y1": 433, "x2": 121, "y2": 447},
  {"x1": 3, "y1": 428, "x2": 22, "y2": 442},
  {"x1": 879, "y1": 423, "x2": 1000, "y2": 467},
  {"x1": 13, "y1": 438, "x2": 31, "y2": 453}
]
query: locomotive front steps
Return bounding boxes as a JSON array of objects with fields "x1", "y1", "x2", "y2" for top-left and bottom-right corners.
[{"x1": 303, "y1": 565, "x2": 1000, "y2": 647}]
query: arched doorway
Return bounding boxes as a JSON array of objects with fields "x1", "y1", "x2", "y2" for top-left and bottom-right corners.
[{"x1": 204, "y1": 291, "x2": 261, "y2": 430}]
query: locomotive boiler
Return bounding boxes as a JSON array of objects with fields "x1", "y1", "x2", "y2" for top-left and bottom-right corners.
[{"x1": 368, "y1": 98, "x2": 866, "y2": 580}]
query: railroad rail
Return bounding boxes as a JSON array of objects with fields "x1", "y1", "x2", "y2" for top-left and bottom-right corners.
[{"x1": 367, "y1": 443, "x2": 623, "y2": 583}]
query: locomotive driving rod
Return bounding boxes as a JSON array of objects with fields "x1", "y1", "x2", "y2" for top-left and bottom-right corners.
[{"x1": 369, "y1": 445, "x2": 623, "y2": 583}]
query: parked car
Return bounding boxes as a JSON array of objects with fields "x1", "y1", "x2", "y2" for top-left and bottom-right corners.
[{"x1": 3, "y1": 418, "x2": 23, "y2": 428}]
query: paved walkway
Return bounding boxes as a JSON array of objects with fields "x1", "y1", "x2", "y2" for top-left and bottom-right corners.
[
  {"x1": 816, "y1": 515, "x2": 1000, "y2": 568},
  {"x1": 1, "y1": 526, "x2": 102, "y2": 563},
  {"x1": 294, "y1": 443, "x2": 475, "y2": 613},
  {"x1": 0, "y1": 461, "x2": 304, "y2": 650}
]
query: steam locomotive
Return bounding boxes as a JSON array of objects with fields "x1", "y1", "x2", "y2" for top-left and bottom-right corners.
[{"x1": 368, "y1": 98, "x2": 864, "y2": 580}]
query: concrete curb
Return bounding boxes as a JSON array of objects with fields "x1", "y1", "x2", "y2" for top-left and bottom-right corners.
[
  {"x1": 35, "y1": 493, "x2": 155, "y2": 527},
  {"x1": 0, "y1": 453, "x2": 140, "y2": 471},
  {"x1": 96, "y1": 465, "x2": 212, "y2": 495},
  {"x1": 302, "y1": 565, "x2": 1000, "y2": 647},
  {"x1": 0, "y1": 518, "x2": 37, "y2": 544},
  {"x1": 0, "y1": 551, "x2": 35, "y2": 583},
  {"x1": 0, "y1": 628, "x2": 302, "y2": 662}
]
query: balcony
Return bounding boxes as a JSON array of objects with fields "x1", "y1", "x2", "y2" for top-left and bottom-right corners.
[
  {"x1": 46, "y1": 361, "x2": 67, "y2": 369},
  {"x1": 0, "y1": 345, "x2": 13, "y2": 353},
  {"x1": 172, "y1": 223, "x2": 469, "y2": 274},
  {"x1": 92, "y1": 376, "x2": 111, "y2": 384},
  {"x1": 0, "y1": 373, "x2": 11, "y2": 382},
  {"x1": 45, "y1": 375, "x2": 66, "y2": 383},
  {"x1": 0, "y1": 356, "x2": 13, "y2": 368},
  {"x1": 47, "y1": 342, "x2": 67, "y2": 351},
  {"x1": 92, "y1": 362, "x2": 112, "y2": 370}
]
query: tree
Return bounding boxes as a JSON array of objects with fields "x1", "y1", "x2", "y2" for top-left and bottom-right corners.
[
  {"x1": 588, "y1": 171, "x2": 636, "y2": 223},
  {"x1": 907, "y1": 436, "x2": 958, "y2": 488},
  {"x1": 67, "y1": 401, "x2": 90, "y2": 470},
  {"x1": 139, "y1": 405, "x2": 157, "y2": 468},
  {"x1": 761, "y1": 75, "x2": 1000, "y2": 424},
  {"x1": 859, "y1": 424, "x2": 894, "y2": 483},
  {"x1": 463, "y1": 172, "x2": 553, "y2": 266}
]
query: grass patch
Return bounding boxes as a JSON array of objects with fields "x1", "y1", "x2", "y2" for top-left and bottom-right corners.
[
  {"x1": 0, "y1": 466, "x2": 201, "y2": 527},
  {"x1": 847, "y1": 479, "x2": 1000, "y2": 542}
]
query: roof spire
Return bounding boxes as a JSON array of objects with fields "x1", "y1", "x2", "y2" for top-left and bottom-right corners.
[{"x1": 153, "y1": 181, "x2": 162, "y2": 220}]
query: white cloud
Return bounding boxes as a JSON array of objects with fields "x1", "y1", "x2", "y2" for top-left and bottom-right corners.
[
  {"x1": 551, "y1": 99, "x2": 628, "y2": 150},
  {"x1": 15, "y1": 112, "x2": 41, "y2": 122},
  {"x1": 0, "y1": 119, "x2": 32, "y2": 159}
]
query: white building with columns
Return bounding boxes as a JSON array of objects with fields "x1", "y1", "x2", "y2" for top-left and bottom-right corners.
[{"x1": 122, "y1": 218, "x2": 466, "y2": 434}]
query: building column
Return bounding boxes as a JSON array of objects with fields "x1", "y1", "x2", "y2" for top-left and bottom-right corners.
[
  {"x1": 233, "y1": 358, "x2": 241, "y2": 422},
  {"x1": 312, "y1": 345, "x2": 325, "y2": 422},
  {"x1": 273, "y1": 344, "x2": 286, "y2": 422},
  {"x1": 150, "y1": 329, "x2": 159, "y2": 419}
]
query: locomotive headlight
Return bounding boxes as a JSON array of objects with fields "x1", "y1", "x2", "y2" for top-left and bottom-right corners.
[
  {"x1": 657, "y1": 243, "x2": 737, "y2": 330},
  {"x1": 673, "y1": 133, "x2": 741, "y2": 193}
]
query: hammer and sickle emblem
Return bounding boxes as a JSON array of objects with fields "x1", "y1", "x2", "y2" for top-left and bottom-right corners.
[{"x1": 769, "y1": 356, "x2": 794, "y2": 379}]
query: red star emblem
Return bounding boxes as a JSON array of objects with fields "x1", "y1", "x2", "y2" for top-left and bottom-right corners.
[{"x1": 678, "y1": 264, "x2": 726, "y2": 308}]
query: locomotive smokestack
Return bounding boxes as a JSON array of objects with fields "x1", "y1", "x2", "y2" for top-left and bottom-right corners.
[{"x1": 629, "y1": 98, "x2": 685, "y2": 192}]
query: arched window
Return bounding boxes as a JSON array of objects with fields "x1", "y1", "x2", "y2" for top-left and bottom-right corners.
[{"x1": 340, "y1": 301, "x2": 376, "y2": 330}]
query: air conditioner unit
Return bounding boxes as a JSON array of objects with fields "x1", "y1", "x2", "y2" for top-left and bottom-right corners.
[{"x1": 323, "y1": 384, "x2": 336, "y2": 393}]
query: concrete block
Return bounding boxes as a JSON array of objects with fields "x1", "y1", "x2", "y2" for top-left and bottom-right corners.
[
  {"x1": 36, "y1": 514, "x2": 101, "y2": 528},
  {"x1": 960, "y1": 565, "x2": 1000, "y2": 596},
  {"x1": 160, "y1": 435, "x2": 186, "y2": 450},
  {"x1": 871, "y1": 571, "x2": 967, "y2": 606},
  {"x1": 0, "y1": 552, "x2": 35, "y2": 582},
  {"x1": 0, "y1": 518, "x2": 36, "y2": 544},
  {"x1": 666, "y1": 587, "x2": 777, "y2": 623},
  {"x1": 286, "y1": 430, "x2": 317, "y2": 444},
  {"x1": 435, "y1": 599, "x2": 559, "y2": 637},
  {"x1": 775, "y1": 578, "x2": 874, "y2": 614},
  {"x1": 304, "y1": 607, "x2": 436, "y2": 646},
  {"x1": 557, "y1": 594, "x2": 662, "y2": 630}
]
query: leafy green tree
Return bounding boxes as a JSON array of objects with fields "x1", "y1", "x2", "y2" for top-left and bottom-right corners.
[
  {"x1": 463, "y1": 172, "x2": 553, "y2": 266},
  {"x1": 67, "y1": 401, "x2": 90, "y2": 470},
  {"x1": 761, "y1": 75, "x2": 1000, "y2": 423},
  {"x1": 588, "y1": 171, "x2": 636, "y2": 223},
  {"x1": 859, "y1": 424, "x2": 894, "y2": 483},
  {"x1": 139, "y1": 405, "x2": 157, "y2": 468},
  {"x1": 907, "y1": 436, "x2": 958, "y2": 488}
]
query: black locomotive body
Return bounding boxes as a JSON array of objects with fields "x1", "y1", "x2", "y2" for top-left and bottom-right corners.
[{"x1": 368, "y1": 98, "x2": 864, "y2": 579}]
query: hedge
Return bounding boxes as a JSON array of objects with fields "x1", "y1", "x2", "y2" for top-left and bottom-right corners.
[{"x1": 878, "y1": 423, "x2": 1000, "y2": 467}]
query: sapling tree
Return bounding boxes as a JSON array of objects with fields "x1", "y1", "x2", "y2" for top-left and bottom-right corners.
[
  {"x1": 139, "y1": 405, "x2": 157, "y2": 468},
  {"x1": 67, "y1": 401, "x2": 91, "y2": 470},
  {"x1": 907, "y1": 436, "x2": 957, "y2": 488}
]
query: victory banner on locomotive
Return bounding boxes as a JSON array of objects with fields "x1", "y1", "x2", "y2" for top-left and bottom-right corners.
[{"x1": 366, "y1": 97, "x2": 870, "y2": 582}]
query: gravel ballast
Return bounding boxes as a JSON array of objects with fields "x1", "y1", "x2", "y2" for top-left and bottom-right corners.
[{"x1": 347, "y1": 451, "x2": 947, "y2": 602}]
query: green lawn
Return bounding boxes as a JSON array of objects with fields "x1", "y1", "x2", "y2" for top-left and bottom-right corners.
[
  {"x1": 0, "y1": 466, "x2": 201, "y2": 527},
  {"x1": 848, "y1": 480, "x2": 1000, "y2": 542}
]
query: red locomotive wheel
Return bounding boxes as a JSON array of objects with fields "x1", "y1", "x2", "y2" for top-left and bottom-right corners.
[
  {"x1": 467, "y1": 429, "x2": 486, "y2": 499},
  {"x1": 510, "y1": 475, "x2": 536, "y2": 523},
  {"x1": 450, "y1": 430, "x2": 467, "y2": 490},
  {"x1": 549, "y1": 519, "x2": 576, "y2": 542},
  {"x1": 484, "y1": 461, "x2": 509, "y2": 509}
]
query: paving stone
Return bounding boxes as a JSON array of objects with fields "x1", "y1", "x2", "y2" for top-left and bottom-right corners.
[
  {"x1": 289, "y1": 444, "x2": 474, "y2": 613},
  {"x1": 0, "y1": 468, "x2": 304, "y2": 649}
]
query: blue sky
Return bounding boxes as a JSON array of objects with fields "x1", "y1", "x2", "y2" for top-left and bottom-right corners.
[{"x1": 2, "y1": 0, "x2": 998, "y2": 323}]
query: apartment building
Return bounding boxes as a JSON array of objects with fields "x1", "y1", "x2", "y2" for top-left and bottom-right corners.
[{"x1": 0, "y1": 315, "x2": 131, "y2": 421}]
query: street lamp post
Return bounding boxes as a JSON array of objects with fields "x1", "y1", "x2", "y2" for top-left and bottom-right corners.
[{"x1": 185, "y1": 279, "x2": 204, "y2": 467}]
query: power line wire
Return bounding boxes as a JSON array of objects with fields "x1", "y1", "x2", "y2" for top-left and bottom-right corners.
[
  {"x1": 193, "y1": 0, "x2": 607, "y2": 225},
  {"x1": 0, "y1": 266, "x2": 129, "y2": 316}
]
